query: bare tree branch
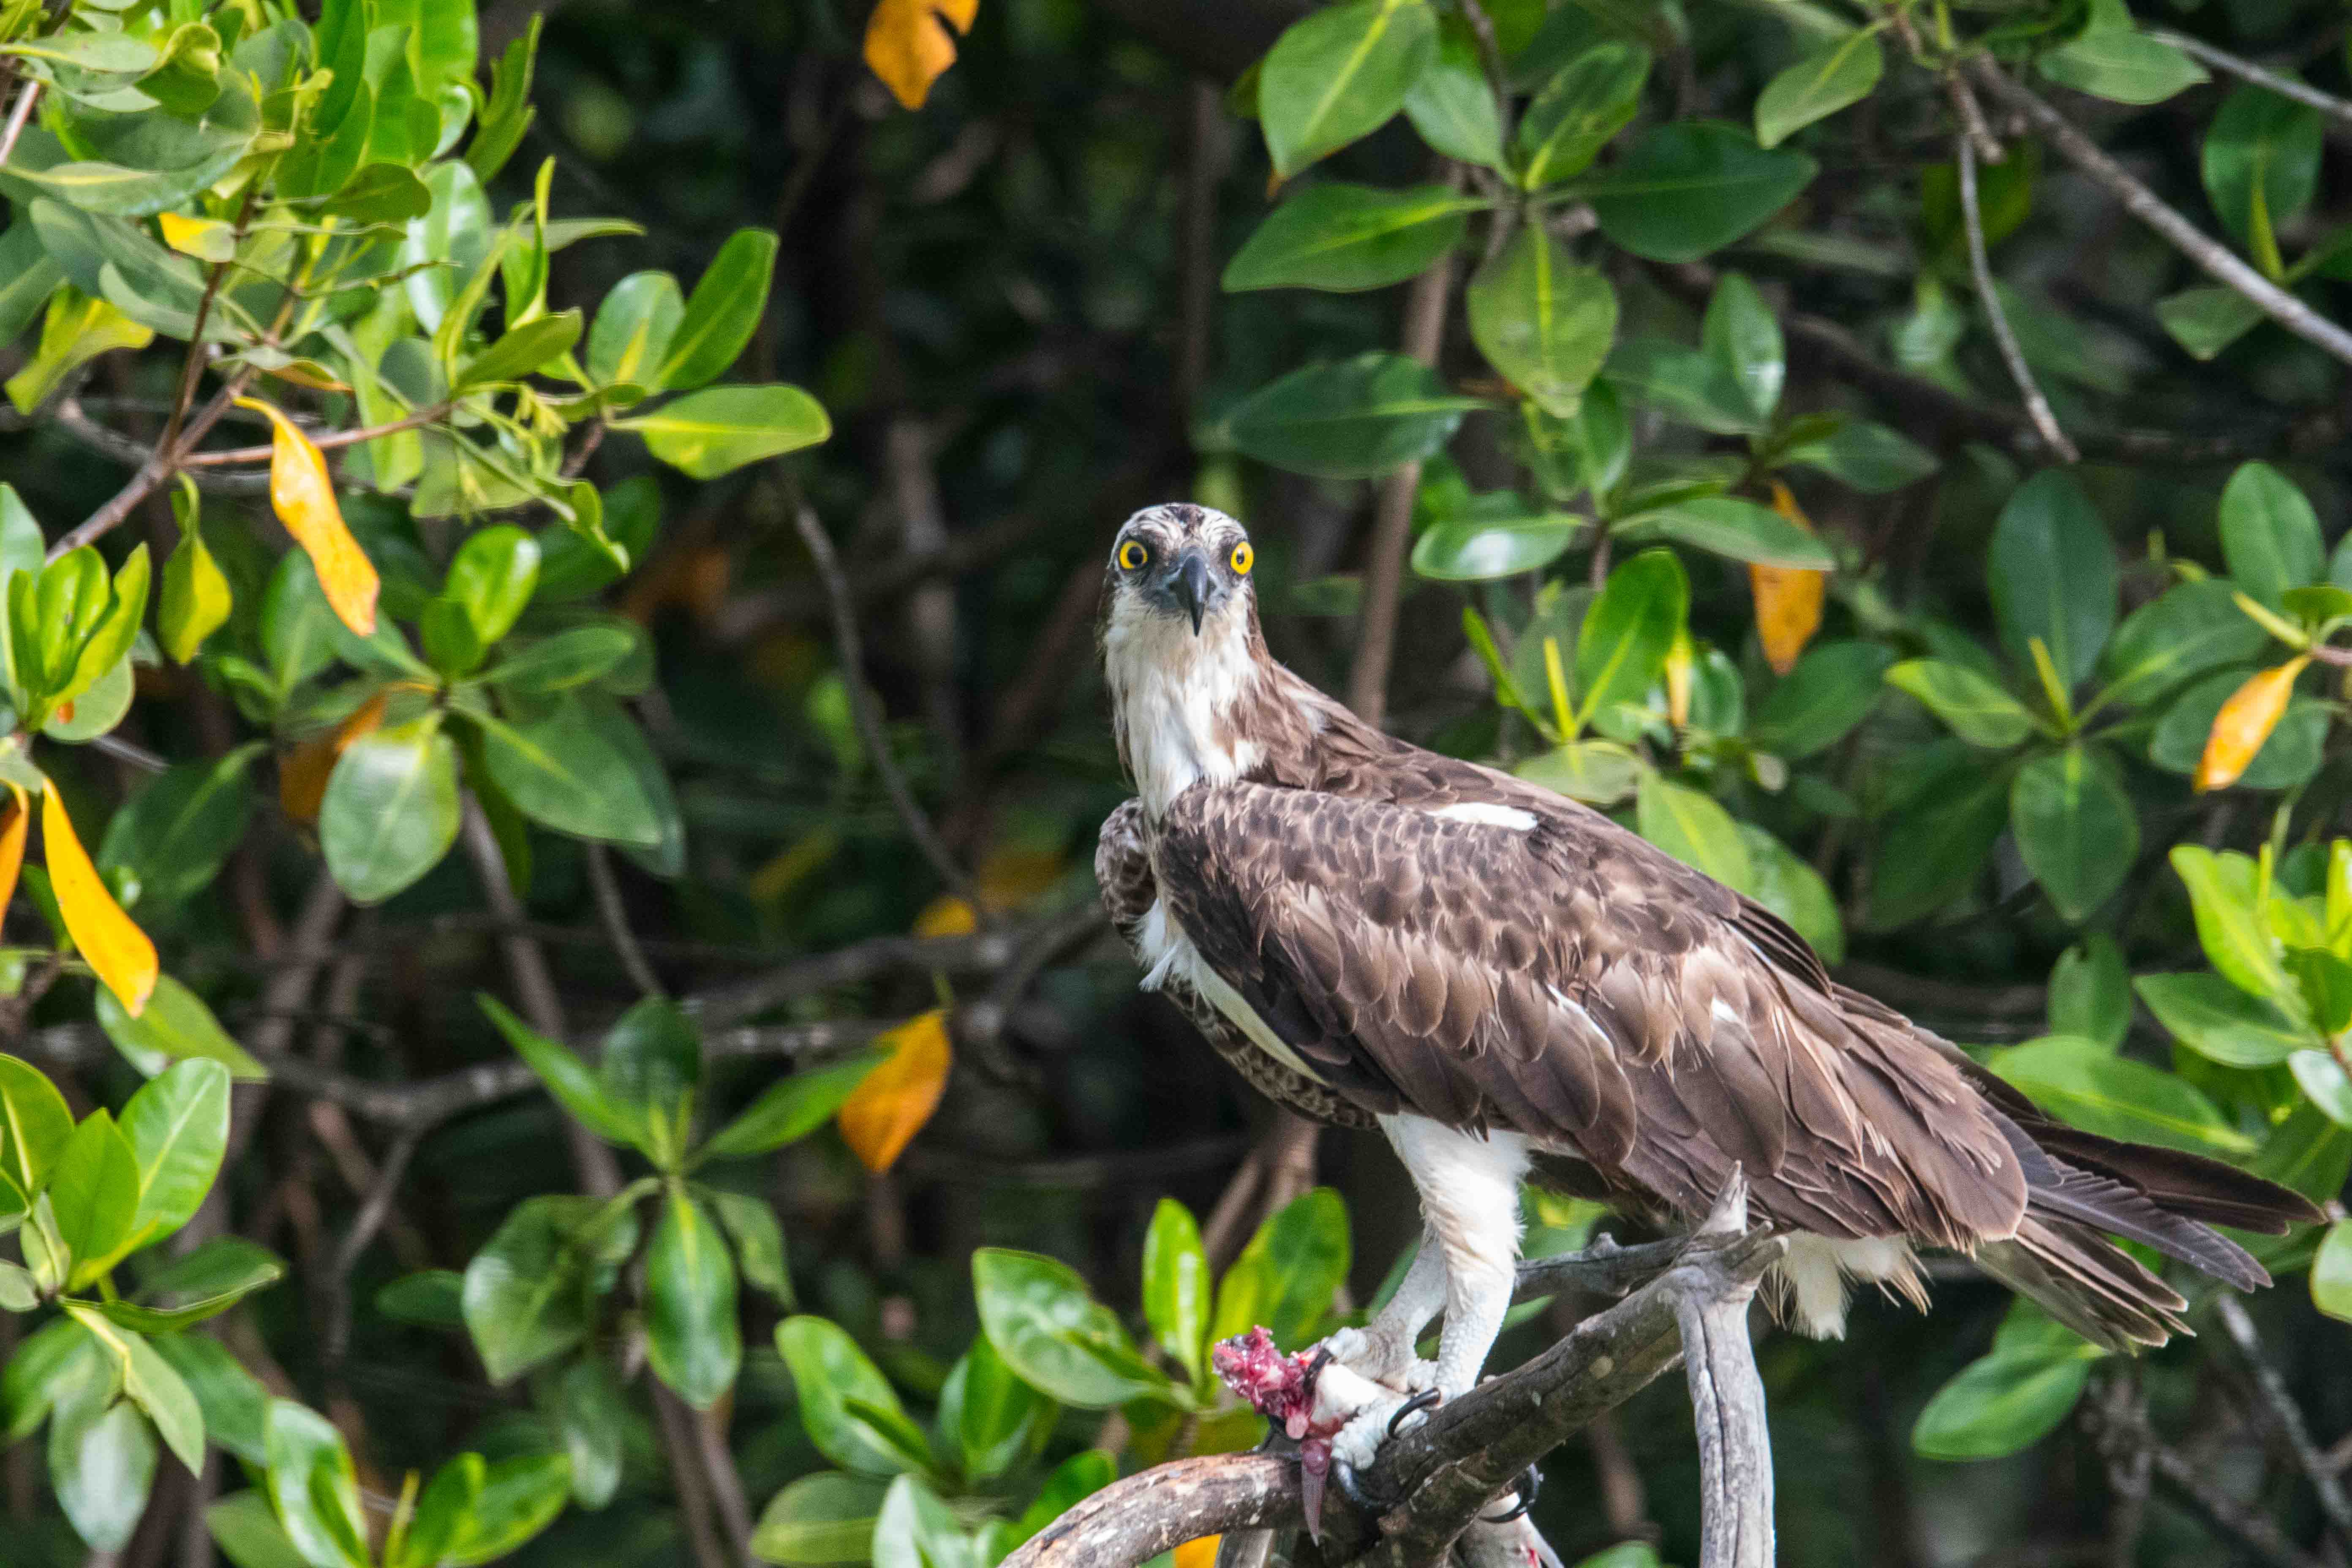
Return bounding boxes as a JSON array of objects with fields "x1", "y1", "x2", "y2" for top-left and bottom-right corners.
[
  {"x1": 586, "y1": 844, "x2": 665, "y2": 1000},
  {"x1": 2149, "y1": 30, "x2": 2352, "y2": 128},
  {"x1": 1957, "y1": 131, "x2": 2079, "y2": 464},
  {"x1": 1966, "y1": 58, "x2": 2352, "y2": 369},
  {"x1": 2214, "y1": 1295, "x2": 2352, "y2": 1548}
]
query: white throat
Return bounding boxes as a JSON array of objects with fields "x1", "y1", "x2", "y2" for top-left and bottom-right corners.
[{"x1": 1104, "y1": 603, "x2": 1264, "y2": 818}]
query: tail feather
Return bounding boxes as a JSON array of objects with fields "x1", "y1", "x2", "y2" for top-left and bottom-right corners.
[
  {"x1": 1996, "y1": 1124, "x2": 2273, "y2": 1291},
  {"x1": 1976, "y1": 1216, "x2": 2189, "y2": 1352}
]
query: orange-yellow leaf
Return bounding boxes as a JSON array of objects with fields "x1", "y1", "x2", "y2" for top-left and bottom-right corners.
[
  {"x1": 863, "y1": 0, "x2": 977, "y2": 110},
  {"x1": 2195, "y1": 656, "x2": 2308, "y2": 792},
  {"x1": 43, "y1": 785, "x2": 155, "y2": 1016},
  {"x1": 236, "y1": 397, "x2": 378, "y2": 636},
  {"x1": 1751, "y1": 482, "x2": 1825, "y2": 675},
  {"x1": 0, "y1": 785, "x2": 27, "y2": 939},
  {"x1": 1664, "y1": 632, "x2": 1693, "y2": 729},
  {"x1": 1173, "y1": 1538, "x2": 1222, "y2": 1568},
  {"x1": 913, "y1": 895, "x2": 977, "y2": 939},
  {"x1": 838, "y1": 1008, "x2": 951, "y2": 1173},
  {"x1": 977, "y1": 846, "x2": 1063, "y2": 912},
  {"x1": 280, "y1": 693, "x2": 390, "y2": 823}
]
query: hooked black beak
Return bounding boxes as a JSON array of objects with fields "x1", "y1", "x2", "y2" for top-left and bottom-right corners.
[{"x1": 1172, "y1": 550, "x2": 1212, "y2": 635}]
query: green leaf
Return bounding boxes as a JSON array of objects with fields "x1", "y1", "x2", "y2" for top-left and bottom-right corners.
[
  {"x1": 1912, "y1": 1345, "x2": 2093, "y2": 1460},
  {"x1": 62, "y1": 1306, "x2": 204, "y2": 1473},
  {"x1": 1142, "y1": 1198, "x2": 1211, "y2": 1384},
  {"x1": 972, "y1": 1250, "x2": 1172, "y2": 1407},
  {"x1": 1218, "y1": 352, "x2": 1483, "y2": 479},
  {"x1": 478, "y1": 996, "x2": 642, "y2": 1145},
  {"x1": 2289, "y1": 1050, "x2": 2352, "y2": 1128},
  {"x1": 1620, "y1": 496, "x2": 1833, "y2": 569},
  {"x1": 1466, "y1": 226, "x2": 1617, "y2": 417},
  {"x1": 550, "y1": 1357, "x2": 626, "y2": 1509},
  {"x1": 2314, "y1": 1218, "x2": 2352, "y2": 1322},
  {"x1": 208, "y1": 1491, "x2": 316, "y2": 1568},
  {"x1": 2149, "y1": 668, "x2": 2327, "y2": 791},
  {"x1": 103, "y1": 1237, "x2": 285, "y2": 1331},
  {"x1": 264, "y1": 1400, "x2": 369, "y2": 1568},
  {"x1": 2156, "y1": 285, "x2": 2266, "y2": 360},
  {"x1": 2288, "y1": 948, "x2": 2352, "y2": 1034},
  {"x1": 704, "y1": 1186, "x2": 792, "y2": 1304},
  {"x1": 1515, "y1": 42, "x2": 1649, "y2": 188},
  {"x1": 1224, "y1": 183, "x2": 1479, "y2": 294},
  {"x1": 0, "y1": 1052, "x2": 80, "y2": 1198},
  {"x1": 321, "y1": 716, "x2": 460, "y2": 904},
  {"x1": 0, "y1": 226, "x2": 65, "y2": 350},
  {"x1": 1574, "y1": 548, "x2": 1686, "y2": 727},
  {"x1": 1740, "y1": 822, "x2": 1843, "y2": 963},
  {"x1": 2049, "y1": 936, "x2": 2130, "y2": 1050},
  {"x1": 2201, "y1": 84, "x2": 2322, "y2": 248},
  {"x1": 2039, "y1": 20, "x2": 2206, "y2": 105},
  {"x1": 98, "y1": 749, "x2": 258, "y2": 915},
  {"x1": 455, "y1": 308, "x2": 581, "y2": 390},
  {"x1": 446, "y1": 1451, "x2": 572, "y2": 1567},
  {"x1": 943, "y1": 1331, "x2": 1049, "y2": 1484},
  {"x1": 1754, "y1": 31, "x2": 1882, "y2": 149},
  {"x1": 598, "y1": 997, "x2": 699, "y2": 1167},
  {"x1": 1784, "y1": 419, "x2": 1939, "y2": 493},
  {"x1": 394, "y1": 1451, "x2": 482, "y2": 1568},
  {"x1": 160, "y1": 506, "x2": 233, "y2": 665},
  {"x1": 1988, "y1": 470, "x2": 2116, "y2": 689},
  {"x1": 97, "y1": 975, "x2": 268, "y2": 1082},
  {"x1": 2008, "y1": 746, "x2": 2137, "y2": 923},
  {"x1": 656, "y1": 228, "x2": 779, "y2": 391},
  {"x1": 2096, "y1": 579, "x2": 2270, "y2": 709},
  {"x1": 117, "y1": 1059, "x2": 230, "y2": 1249},
  {"x1": 50, "y1": 1396, "x2": 156, "y2": 1552},
  {"x1": 1587, "y1": 122, "x2": 1816, "y2": 263},
  {"x1": 483, "y1": 624, "x2": 638, "y2": 695},
  {"x1": 1402, "y1": 28, "x2": 1505, "y2": 172},
  {"x1": 1702, "y1": 272, "x2": 1783, "y2": 422},
  {"x1": 776, "y1": 1316, "x2": 931, "y2": 1476},
  {"x1": 1209, "y1": 1188, "x2": 1352, "y2": 1350},
  {"x1": 2169, "y1": 845, "x2": 2292, "y2": 1001},
  {"x1": 3, "y1": 1318, "x2": 101, "y2": 1445},
  {"x1": 1410, "y1": 510, "x2": 1580, "y2": 582},
  {"x1": 2218, "y1": 461, "x2": 2324, "y2": 605},
  {"x1": 51, "y1": 1109, "x2": 142, "y2": 1284},
  {"x1": 1637, "y1": 774, "x2": 1752, "y2": 892},
  {"x1": 461, "y1": 1195, "x2": 604, "y2": 1384},
  {"x1": 751, "y1": 1472, "x2": 888, "y2": 1566},
  {"x1": 1752, "y1": 640, "x2": 1891, "y2": 759},
  {"x1": 1988, "y1": 1034, "x2": 2254, "y2": 1156},
  {"x1": 475, "y1": 698, "x2": 664, "y2": 848},
  {"x1": 1257, "y1": 0, "x2": 1438, "y2": 177},
  {"x1": 872, "y1": 1475, "x2": 975, "y2": 1568},
  {"x1": 150, "y1": 1332, "x2": 269, "y2": 1465},
  {"x1": 2137, "y1": 972, "x2": 2311, "y2": 1067},
  {"x1": 615, "y1": 384, "x2": 831, "y2": 479},
  {"x1": 1885, "y1": 660, "x2": 2034, "y2": 749},
  {"x1": 699, "y1": 1049, "x2": 886, "y2": 1161},
  {"x1": 1603, "y1": 337, "x2": 1766, "y2": 434},
  {"x1": 587, "y1": 271, "x2": 683, "y2": 390},
  {"x1": 1514, "y1": 738, "x2": 1643, "y2": 806},
  {"x1": 376, "y1": 1269, "x2": 466, "y2": 1327},
  {"x1": 1868, "y1": 745, "x2": 2014, "y2": 928}
]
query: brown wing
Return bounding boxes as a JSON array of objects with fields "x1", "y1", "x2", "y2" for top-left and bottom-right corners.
[{"x1": 1153, "y1": 781, "x2": 2028, "y2": 1248}]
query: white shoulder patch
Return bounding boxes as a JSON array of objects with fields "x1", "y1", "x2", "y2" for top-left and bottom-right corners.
[{"x1": 1429, "y1": 801, "x2": 1538, "y2": 831}]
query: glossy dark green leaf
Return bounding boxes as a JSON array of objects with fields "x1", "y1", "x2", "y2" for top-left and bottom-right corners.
[
  {"x1": 150, "y1": 1332, "x2": 268, "y2": 1464},
  {"x1": 485, "y1": 624, "x2": 637, "y2": 695},
  {"x1": 2048, "y1": 935, "x2": 2130, "y2": 1050},
  {"x1": 971, "y1": 1250, "x2": 1171, "y2": 1407},
  {"x1": 1912, "y1": 1345, "x2": 2093, "y2": 1459},
  {"x1": 1409, "y1": 511, "x2": 1579, "y2": 581},
  {"x1": 615, "y1": 384, "x2": 830, "y2": 478},
  {"x1": 477, "y1": 996, "x2": 642, "y2": 1146},
  {"x1": 2009, "y1": 746, "x2": 2136, "y2": 923},
  {"x1": 1620, "y1": 496, "x2": 1832, "y2": 568},
  {"x1": 656, "y1": 228, "x2": 779, "y2": 391},
  {"x1": 1786, "y1": 419, "x2": 1939, "y2": 493},
  {"x1": 2287, "y1": 948, "x2": 2352, "y2": 1035},
  {"x1": 2039, "y1": 20, "x2": 2203, "y2": 104},
  {"x1": 205, "y1": 1491, "x2": 312, "y2": 1568},
  {"x1": 264, "y1": 1399, "x2": 369, "y2": 1568},
  {"x1": 699, "y1": 1048, "x2": 885, "y2": 1161},
  {"x1": 703, "y1": 1186, "x2": 791, "y2": 1304},
  {"x1": 1222, "y1": 183, "x2": 1479, "y2": 294},
  {"x1": 776, "y1": 1315, "x2": 930, "y2": 1475},
  {"x1": 1987, "y1": 469, "x2": 2116, "y2": 688},
  {"x1": 1010, "y1": 1450, "x2": 1116, "y2": 1544},
  {"x1": 97, "y1": 748, "x2": 258, "y2": 913},
  {"x1": 62, "y1": 1307, "x2": 204, "y2": 1473},
  {"x1": 455, "y1": 308, "x2": 581, "y2": 391},
  {"x1": 321, "y1": 716, "x2": 460, "y2": 903},
  {"x1": 1886, "y1": 660, "x2": 2034, "y2": 749},
  {"x1": 105, "y1": 1237, "x2": 284, "y2": 1331},
  {"x1": 1702, "y1": 271, "x2": 1783, "y2": 422},
  {"x1": 1257, "y1": 0, "x2": 1437, "y2": 177},
  {"x1": 1209, "y1": 1188, "x2": 1351, "y2": 1350},
  {"x1": 751, "y1": 1472, "x2": 889, "y2": 1566},
  {"x1": 599, "y1": 998, "x2": 698, "y2": 1165},
  {"x1": 50, "y1": 1109, "x2": 142, "y2": 1284},
  {"x1": 117, "y1": 1058, "x2": 230, "y2": 1249},
  {"x1": 1588, "y1": 123, "x2": 1816, "y2": 262},
  {"x1": 1515, "y1": 41, "x2": 1648, "y2": 188},
  {"x1": 1466, "y1": 226, "x2": 1616, "y2": 416},
  {"x1": 0, "y1": 1054, "x2": 81, "y2": 1200},
  {"x1": 1989, "y1": 1034, "x2": 2253, "y2": 1156},
  {"x1": 1638, "y1": 773, "x2": 1752, "y2": 892},
  {"x1": 461, "y1": 1196, "x2": 599, "y2": 1384},
  {"x1": 51, "y1": 1396, "x2": 157, "y2": 1551},
  {"x1": 2156, "y1": 284, "x2": 2265, "y2": 361},
  {"x1": 2201, "y1": 84, "x2": 2321, "y2": 246},
  {"x1": 2314, "y1": 1217, "x2": 2352, "y2": 1322},
  {"x1": 97, "y1": 975, "x2": 267, "y2": 1083},
  {"x1": 586, "y1": 271, "x2": 683, "y2": 390},
  {"x1": 1574, "y1": 548, "x2": 1686, "y2": 725},
  {"x1": 2218, "y1": 461, "x2": 2323, "y2": 605},
  {"x1": 476, "y1": 698, "x2": 664, "y2": 848},
  {"x1": 1602, "y1": 336, "x2": 1761, "y2": 434},
  {"x1": 0, "y1": 225, "x2": 64, "y2": 349},
  {"x1": 549, "y1": 1357, "x2": 627, "y2": 1508},
  {"x1": 445, "y1": 1451, "x2": 572, "y2": 1566},
  {"x1": 2138, "y1": 971, "x2": 2311, "y2": 1067},
  {"x1": 1402, "y1": 27, "x2": 1505, "y2": 171},
  {"x1": 2097, "y1": 579, "x2": 2269, "y2": 709},
  {"x1": 944, "y1": 1331, "x2": 1049, "y2": 1484},
  {"x1": 1142, "y1": 1198, "x2": 1211, "y2": 1383},
  {"x1": 1740, "y1": 822, "x2": 1843, "y2": 963},
  {"x1": 394, "y1": 1451, "x2": 482, "y2": 1568},
  {"x1": 376, "y1": 1269, "x2": 466, "y2": 1328},
  {"x1": 1868, "y1": 745, "x2": 2013, "y2": 928},
  {"x1": 1220, "y1": 352, "x2": 1483, "y2": 478},
  {"x1": 1752, "y1": 640, "x2": 1891, "y2": 758},
  {"x1": 1754, "y1": 31, "x2": 1882, "y2": 149}
]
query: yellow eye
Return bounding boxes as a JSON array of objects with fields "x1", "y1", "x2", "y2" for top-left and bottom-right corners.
[
  {"x1": 1230, "y1": 542, "x2": 1254, "y2": 576},
  {"x1": 1118, "y1": 540, "x2": 1149, "y2": 571}
]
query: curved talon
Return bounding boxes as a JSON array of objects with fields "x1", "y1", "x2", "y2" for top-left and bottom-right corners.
[
  {"x1": 1331, "y1": 1454, "x2": 1399, "y2": 1514},
  {"x1": 1388, "y1": 1387, "x2": 1442, "y2": 1437},
  {"x1": 1481, "y1": 1463, "x2": 1542, "y2": 1524}
]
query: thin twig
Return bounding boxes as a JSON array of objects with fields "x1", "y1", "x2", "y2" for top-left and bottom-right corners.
[
  {"x1": 321, "y1": 1128, "x2": 422, "y2": 1366},
  {"x1": 51, "y1": 402, "x2": 271, "y2": 495},
  {"x1": 1968, "y1": 57, "x2": 2352, "y2": 369},
  {"x1": 180, "y1": 401, "x2": 456, "y2": 466},
  {"x1": 1957, "y1": 131, "x2": 2079, "y2": 464},
  {"x1": 791, "y1": 506, "x2": 977, "y2": 906},
  {"x1": 0, "y1": 79, "x2": 37, "y2": 168},
  {"x1": 2085, "y1": 1379, "x2": 2328, "y2": 1568},
  {"x1": 49, "y1": 378, "x2": 249, "y2": 560},
  {"x1": 2150, "y1": 30, "x2": 2352, "y2": 128},
  {"x1": 585, "y1": 844, "x2": 664, "y2": 999},
  {"x1": 2214, "y1": 1295, "x2": 2352, "y2": 1546}
]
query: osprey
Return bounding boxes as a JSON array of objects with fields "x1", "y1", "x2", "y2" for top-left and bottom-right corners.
[{"x1": 1095, "y1": 502, "x2": 2321, "y2": 1471}]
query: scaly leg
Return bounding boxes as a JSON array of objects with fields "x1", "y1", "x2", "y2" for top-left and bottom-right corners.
[{"x1": 1318, "y1": 1224, "x2": 1445, "y2": 1390}]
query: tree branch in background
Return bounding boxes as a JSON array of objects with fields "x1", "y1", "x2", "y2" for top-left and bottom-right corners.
[
  {"x1": 2214, "y1": 1296, "x2": 2352, "y2": 1549},
  {"x1": 2149, "y1": 30, "x2": 2352, "y2": 129},
  {"x1": 1967, "y1": 59, "x2": 2352, "y2": 369},
  {"x1": 1010, "y1": 1180, "x2": 1784, "y2": 1568},
  {"x1": 48, "y1": 379, "x2": 250, "y2": 559},
  {"x1": 586, "y1": 844, "x2": 665, "y2": 999},
  {"x1": 2084, "y1": 1378, "x2": 2329, "y2": 1568},
  {"x1": 1956, "y1": 132, "x2": 2078, "y2": 465},
  {"x1": 792, "y1": 505, "x2": 979, "y2": 907}
]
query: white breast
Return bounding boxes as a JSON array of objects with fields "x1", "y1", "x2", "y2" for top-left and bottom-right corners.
[
  {"x1": 1135, "y1": 897, "x2": 1326, "y2": 1083},
  {"x1": 1103, "y1": 608, "x2": 1263, "y2": 817}
]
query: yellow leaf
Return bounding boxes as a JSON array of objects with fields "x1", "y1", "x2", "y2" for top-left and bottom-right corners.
[
  {"x1": 2195, "y1": 656, "x2": 2308, "y2": 792},
  {"x1": 280, "y1": 693, "x2": 389, "y2": 823},
  {"x1": 43, "y1": 785, "x2": 155, "y2": 1016},
  {"x1": 235, "y1": 398, "x2": 379, "y2": 636},
  {"x1": 1173, "y1": 1538, "x2": 1222, "y2": 1568},
  {"x1": 1664, "y1": 631, "x2": 1693, "y2": 729},
  {"x1": 157, "y1": 212, "x2": 233, "y2": 263},
  {"x1": 1750, "y1": 482, "x2": 1825, "y2": 675},
  {"x1": 0, "y1": 785, "x2": 27, "y2": 939},
  {"x1": 913, "y1": 895, "x2": 976, "y2": 938},
  {"x1": 837, "y1": 1008, "x2": 951, "y2": 1173},
  {"x1": 862, "y1": 0, "x2": 977, "y2": 110},
  {"x1": 976, "y1": 846, "x2": 1062, "y2": 912}
]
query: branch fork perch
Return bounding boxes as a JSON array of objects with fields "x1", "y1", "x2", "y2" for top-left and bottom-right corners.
[{"x1": 1007, "y1": 1175, "x2": 1784, "y2": 1568}]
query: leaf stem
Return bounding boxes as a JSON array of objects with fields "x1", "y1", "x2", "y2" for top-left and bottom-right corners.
[{"x1": 1957, "y1": 129, "x2": 2078, "y2": 463}]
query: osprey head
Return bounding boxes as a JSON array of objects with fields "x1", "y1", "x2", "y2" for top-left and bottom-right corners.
[{"x1": 1107, "y1": 503, "x2": 1254, "y2": 637}]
